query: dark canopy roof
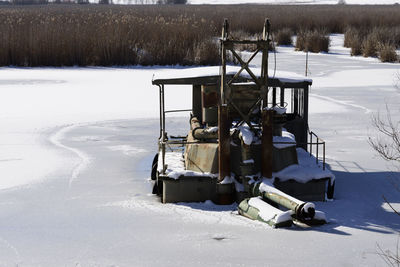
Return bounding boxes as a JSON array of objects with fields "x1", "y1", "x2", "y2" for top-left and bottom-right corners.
[{"x1": 152, "y1": 66, "x2": 312, "y2": 88}]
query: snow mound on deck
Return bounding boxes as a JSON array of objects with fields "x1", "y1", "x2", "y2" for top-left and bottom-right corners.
[
  {"x1": 157, "y1": 151, "x2": 217, "y2": 179},
  {"x1": 273, "y1": 148, "x2": 335, "y2": 184},
  {"x1": 273, "y1": 131, "x2": 296, "y2": 149},
  {"x1": 238, "y1": 125, "x2": 254, "y2": 145}
]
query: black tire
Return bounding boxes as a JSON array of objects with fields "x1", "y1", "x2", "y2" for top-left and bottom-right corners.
[
  {"x1": 151, "y1": 153, "x2": 158, "y2": 181},
  {"x1": 152, "y1": 178, "x2": 163, "y2": 196},
  {"x1": 327, "y1": 180, "x2": 335, "y2": 200}
]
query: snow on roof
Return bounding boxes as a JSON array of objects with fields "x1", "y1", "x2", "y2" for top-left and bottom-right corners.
[
  {"x1": 272, "y1": 70, "x2": 313, "y2": 84},
  {"x1": 152, "y1": 66, "x2": 312, "y2": 85},
  {"x1": 153, "y1": 66, "x2": 219, "y2": 80}
]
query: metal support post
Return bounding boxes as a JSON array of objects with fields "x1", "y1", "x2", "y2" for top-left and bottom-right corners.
[
  {"x1": 218, "y1": 104, "x2": 230, "y2": 182},
  {"x1": 261, "y1": 109, "x2": 273, "y2": 178},
  {"x1": 272, "y1": 87, "x2": 276, "y2": 106},
  {"x1": 280, "y1": 87, "x2": 285, "y2": 107}
]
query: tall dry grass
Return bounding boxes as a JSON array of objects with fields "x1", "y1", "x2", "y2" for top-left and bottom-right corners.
[
  {"x1": 0, "y1": 5, "x2": 219, "y2": 66},
  {"x1": 0, "y1": 4, "x2": 399, "y2": 66},
  {"x1": 275, "y1": 28, "x2": 293, "y2": 46},
  {"x1": 344, "y1": 26, "x2": 400, "y2": 60},
  {"x1": 378, "y1": 43, "x2": 399, "y2": 62},
  {"x1": 295, "y1": 29, "x2": 330, "y2": 53}
]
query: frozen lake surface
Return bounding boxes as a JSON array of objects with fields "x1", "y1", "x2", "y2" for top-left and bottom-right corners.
[{"x1": 0, "y1": 35, "x2": 399, "y2": 266}]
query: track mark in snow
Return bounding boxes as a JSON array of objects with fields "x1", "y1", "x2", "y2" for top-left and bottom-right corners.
[
  {"x1": 50, "y1": 124, "x2": 91, "y2": 188},
  {"x1": 0, "y1": 236, "x2": 22, "y2": 263},
  {"x1": 0, "y1": 158, "x2": 22, "y2": 162},
  {"x1": 70, "y1": 135, "x2": 107, "y2": 142},
  {"x1": 104, "y1": 198, "x2": 264, "y2": 228},
  {"x1": 348, "y1": 135, "x2": 368, "y2": 141},
  {"x1": 107, "y1": 145, "x2": 148, "y2": 156},
  {"x1": 311, "y1": 93, "x2": 372, "y2": 114}
]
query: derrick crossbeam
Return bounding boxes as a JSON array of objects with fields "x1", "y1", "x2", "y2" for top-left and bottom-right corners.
[
  {"x1": 227, "y1": 48, "x2": 260, "y2": 86},
  {"x1": 218, "y1": 18, "x2": 271, "y2": 182},
  {"x1": 228, "y1": 48, "x2": 264, "y2": 89},
  {"x1": 219, "y1": 18, "x2": 271, "y2": 129}
]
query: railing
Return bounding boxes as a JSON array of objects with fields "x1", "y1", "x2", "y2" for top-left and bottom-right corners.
[
  {"x1": 164, "y1": 109, "x2": 192, "y2": 114},
  {"x1": 272, "y1": 141, "x2": 325, "y2": 171},
  {"x1": 308, "y1": 130, "x2": 326, "y2": 171}
]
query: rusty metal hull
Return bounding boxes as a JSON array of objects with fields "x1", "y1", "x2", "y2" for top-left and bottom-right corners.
[
  {"x1": 230, "y1": 143, "x2": 298, "y2": 175},
  {"x1": 274, "y1": 178, "x2": 329, "y2": 202},
  {"x1": 185, "y1": 142, "x2": 219, "y2": 174},
  {"x1": 184, "y1": 141, "x2": 298, "y2": 176},
  {"x1": 151, "y1": 19, "x2": 332, "y2": 228},
  {"x1": 162, "y1": 176, "x2": 217, "y2": 203}
]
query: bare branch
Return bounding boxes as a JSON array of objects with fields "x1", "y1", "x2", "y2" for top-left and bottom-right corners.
[
  {"x1": 377, "y1": 243, "x2": 396, "y2": 267},
  {"x1": 376, "y1": 241, "x2": 400, "y2": 267},
  {"x1": 383, "y1": 195, "x2": 400, "y2": 217},
  {"x1": 369, "y1": 104, "x2": 400, "y2": 163}
]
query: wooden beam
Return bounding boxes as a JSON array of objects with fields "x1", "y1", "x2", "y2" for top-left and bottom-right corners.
[
  {"x1": 218, "y1": 104, "x2": 230, "y2": 182},
  {"x1": 261, "y1": 109, "x2": 273, "y2": 178}
]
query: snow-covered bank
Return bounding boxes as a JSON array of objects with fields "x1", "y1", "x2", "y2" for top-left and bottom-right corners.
[
  {"x1": 1, "y1": 118, "x2": 398, "y2": 266},
  {"x1": 0, "y1": 67, "x2": 189, "y2": 189}
]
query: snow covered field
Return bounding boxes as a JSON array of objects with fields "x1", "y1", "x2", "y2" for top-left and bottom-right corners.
[{"x1": 0, "y1": 35, "x2": 399, "y2": 266}]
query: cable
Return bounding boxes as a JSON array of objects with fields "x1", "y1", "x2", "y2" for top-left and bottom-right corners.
[{"x1": 271, "y1": 32, "x2": 277, "y2": 79}]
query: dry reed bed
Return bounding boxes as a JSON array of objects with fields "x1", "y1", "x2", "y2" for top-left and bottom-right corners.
[
  {"x1": 344, "y1": 26, "x2": 400, "y2": 62},
  {"x1": 295, "y1": 29, "x2": 330, "y2": 53},
  {"x1": 0, "y1": 4, "x2": 400, "y2": 66}
]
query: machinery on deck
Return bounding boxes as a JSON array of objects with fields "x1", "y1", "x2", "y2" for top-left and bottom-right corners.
[{"x1": 150, "y1": 19, "x2": 335, "y2": 227}]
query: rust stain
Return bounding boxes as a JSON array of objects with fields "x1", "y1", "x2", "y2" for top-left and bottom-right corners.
[{"x1": 202, "y1": 91, "x2": 219, "y2": 108}]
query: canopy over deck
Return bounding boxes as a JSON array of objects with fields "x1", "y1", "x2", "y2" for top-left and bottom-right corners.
[{"x1": 152, "y1": 66, "x2": 312, "y2": 88}]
